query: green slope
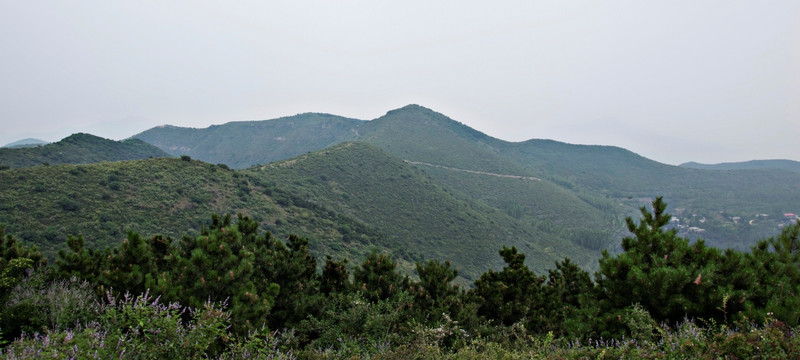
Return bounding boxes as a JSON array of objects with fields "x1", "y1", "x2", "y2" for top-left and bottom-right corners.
[
  {"x1": 248, "y1": 142, "x2": 599, "y2": 282},
  {"x1": 0, "y1": 145, "x2": 598, "y2": 283},
  {"x1": 351, "y1": 105, "x2": 532, "y2": 176},
  {"x1": 0, "y1": 157, "x2": 385, "y2": 264},
  {"x1": 497, "y1": 139, "x2": 800, "y2": 249},
  {"x1": 124, "y1": 104, "x2": 800, "y2": 252},
  {"x1": 0, "y1": 133, "x2": 170, "y2": 168},
  {"x1": 349, "y1": 105, "x2": 623, "y2": 250},
  {"x1": 133, "y1": 113, "x2": 363, "y2": 169}
]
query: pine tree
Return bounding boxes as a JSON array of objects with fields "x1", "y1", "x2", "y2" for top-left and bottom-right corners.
[
  {"x1": 592, "y1": 197, "x2": 736, "y2": 337},
  {"x1": 170, "y1": 214, "x2": 279, "y2": 334},
  {"x1": 744, "y1": 221, "x2": 800, "y2": 325},
  {"x1": 1, "y1": 226, "x2": 46, "y2": 270},
  {"x1": 321, "y1": 256, "x2": 350, "y2": 295},
  {"x1": 353, "y1": 250, "x2": 409, "y2": 302},
  {"x1": 412, "y1": 259, "x2": 459, "y2": 319},
  {"x1": 263, "y1": 234, "x2": 324, "y2": 330},
  {"x1": 543, "y1": 258, "x2": 593, "y2": 336},
  {"x1": 472, "y1": 246, "x2": 545, "y2": 327}
]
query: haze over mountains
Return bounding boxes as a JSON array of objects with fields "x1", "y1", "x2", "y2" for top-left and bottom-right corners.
[
  {"x1": 2, "y1": 105, "x2": 799, "y2": 281},
  {"x1": 680, "y1": 160, "x2": 800, "y2": 174},
  {"x1": 1, "y1": 138, "x2": 49, "y2": 148}
]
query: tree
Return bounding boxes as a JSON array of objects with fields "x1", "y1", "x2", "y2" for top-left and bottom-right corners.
[
  {"x1": 321, "y1": 256, "x2": 350, "y2": 295},
  {"x1": 56, "y1": 234, "x2": 109, "y2": 292},
  {"x1": 412, "y1": 259, "x2": 459, "y2": 319},
  {"x1": 1, "y1": 226, "x2": 46, "y2": 270},
  {"x1": 744, "y1": 221, "x2": 800, "y2": 326},
  {"x1": 261, "y1": 234, "x2": 324, "y2": 331},
  {"x1": 543, "y1": 258, "x2": 593, "y2": 336},
  {"x1": 353, "y1": 250, "x2": 409, "y2": 302},
  {"x1": 592, "y1": 197, "x2": 735, "y2": 337},
  {"x1": 471, "y1": 246, "x2": 545, "y2": 327},
  {"x1": 170, "y1": 213, "x2": 279, "y2": 334}
]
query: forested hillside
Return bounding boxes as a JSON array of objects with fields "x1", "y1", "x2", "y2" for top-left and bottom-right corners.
[
  {"x1": 3, "y1": 199, "x2": 800, "y2": 358},
  {"x1": 0, "y1": 157, "x2": 389, "y2": 265},
  {"x1": 0, "y1": 133, "x2": 170, "y2": 168},
  {"x1": 0, "y1": 146, "x2": 601, "y2": 283},
  {"x1": 497, "y1": 139, "x2": 800, "y2": 249},
  {"x1": 249, "y1": 142, "x2": 597, "y2": 280},
  {"x1": 130, "y1": 104, "x2": 800, "y2": 252},
  {"x1": 133, "y1": 113, "x2": 364, "y2": 169}
]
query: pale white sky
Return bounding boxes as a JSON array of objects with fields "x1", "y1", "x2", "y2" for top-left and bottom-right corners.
[{"x1": 2, "y1": 1, "x2": 799, "y2": 165}]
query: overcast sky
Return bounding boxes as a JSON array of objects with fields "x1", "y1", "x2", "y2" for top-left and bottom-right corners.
[{"x1": 1, "y1": 1, "x2": 798, "y2": 165}]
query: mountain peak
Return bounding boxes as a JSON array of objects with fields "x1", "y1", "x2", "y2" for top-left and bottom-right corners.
[
  {"x1": 62, "y1": 133, "x2": 104, "y2": 142},
  {"x1": 384, "y1": 104, "x2": 438, "y2": 117}
]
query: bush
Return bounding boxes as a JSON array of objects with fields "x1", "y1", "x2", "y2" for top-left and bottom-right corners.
[
  {"x1": 1, "y1": 270, "x2": 99, "y2": 342},
  {"x1": 57, "y1": 198, "x2": 80, "y2": 212}
]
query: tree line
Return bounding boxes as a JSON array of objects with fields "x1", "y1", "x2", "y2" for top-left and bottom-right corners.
[{"x1": 1, "y1": 197, "x2": 799, "y2": 358}]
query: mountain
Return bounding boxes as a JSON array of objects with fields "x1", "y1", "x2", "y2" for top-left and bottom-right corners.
[
  {"x1": 2, "y1": 138, "x2": 49, "y2": 148},
  {"x1": 342, "y1": 105, "x2": 622, "y2": 249},
  {"x1": 345, "y1": 105, "x2": 530, "y2": 175},
  {"x1": 494, "y1": 139, "x2": 800, "y2": 248},
  {"x1": 0, "y1": 133, "x2": 170, "y2": 168},
  {"x1": 0, "y1": 145, "x2": 597, "y2": 283},
  {"x1": 0, "y1": 157, "x2": 387, "y2": 268},
  {"x1": 680, "y1": 160, "x2": 800, "y2": 174},
  {"x1": 133, "y1": 113, "x2": 364, "y2": 169},
  {"x1": 6, "y1": 104, "x2": 797, "y2": 280},
  {"x1": 129, "y1": 105, "x2": 800, "y2": 251},
  {"x1": 247, "y1": 142, "x2": 598, "y2": 281}
]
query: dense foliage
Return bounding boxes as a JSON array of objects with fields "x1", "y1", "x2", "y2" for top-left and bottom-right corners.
[
  {"x1": 0, "y1": 145, "x2": 604, "y2": 283},
  {"x1": 253, "y1": 142, "x2": 597, "y2": 280},
  {"x1": 0, "y1": 157, "x2": 386, "y2": 270},
  {"x1": 2, "y1": 198, "x2": 800, "y2": 358}
]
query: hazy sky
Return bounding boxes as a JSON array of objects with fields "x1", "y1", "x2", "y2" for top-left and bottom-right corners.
[{"x1": 2, "y1": 1, "x2": 799, "y2": 165}]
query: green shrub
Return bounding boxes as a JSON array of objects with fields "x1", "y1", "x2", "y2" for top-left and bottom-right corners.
[{"x1": 1, "y1": 270, "x2": 98, "y2": 342}]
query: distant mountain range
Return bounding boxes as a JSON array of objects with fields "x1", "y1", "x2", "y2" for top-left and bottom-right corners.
[
  {"x1": 680, "y1": 160, "x2": 800, "y2": 174},
  {"x1": 0, "y1": 133, "x2": 170, "y2": 168},
  {"x1": 2, "y1": 138, "x2": 49, "y2": 148},
  {"x1": 134, "y1": 114, "x2": 364, "y2": 169},
  {"x1": 133, "y1": 105, "x2": 800, "y2": 246},
  {"x1": 2, "y1": 105, "x2": 799, "y2": 280}
]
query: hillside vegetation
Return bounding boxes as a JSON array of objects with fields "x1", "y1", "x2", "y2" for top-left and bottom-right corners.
[
  {"x1": 0, "y1": 133, "x2": 170, "y2": 168},
  {"x1": 133, "y1": 113, "x2": 364, "y2": 169},
  {"x1": 0, "y1": 146, "x2": 598, "y2": 282},
  {"x1": 129, "y1": 104, "x2": 800, "y2": 252},
  {"x1": 2, "y1": 199, "x2": 800, "y2": 358},
  {"x1": 249, "y1": 142, "x2": 597, "y2": 281},
  {"x1": 497, "y1": 139, "x2": 800, "y2": 249},
  {"x1": 0, "y1": 157, "x2": 386, "y2": 264}
]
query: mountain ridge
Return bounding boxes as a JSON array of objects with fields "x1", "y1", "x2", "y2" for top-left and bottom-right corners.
[
  {"x1": 680, "y1": 159, "x2": 800, "y2": 174},
  {"x1": 133, "y1": 113, "x2": 364, "y2": 169},
  {"x1": 128, "y1": 104, "x2": 800, "y2": 251},
  {"x1": 2, "y1": 138, "x2": 49, "y2": 148},
  {"x1": 0, "y1": 133, "x2": 170, "y2": 168},
  {"x1": 4, "y1": 104, "x2": 799, "y2": 280}
]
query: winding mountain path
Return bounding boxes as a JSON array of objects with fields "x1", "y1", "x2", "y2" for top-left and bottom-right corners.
[{"x1": 404, "y1": 160, "x2": 541, "y2": 181}]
